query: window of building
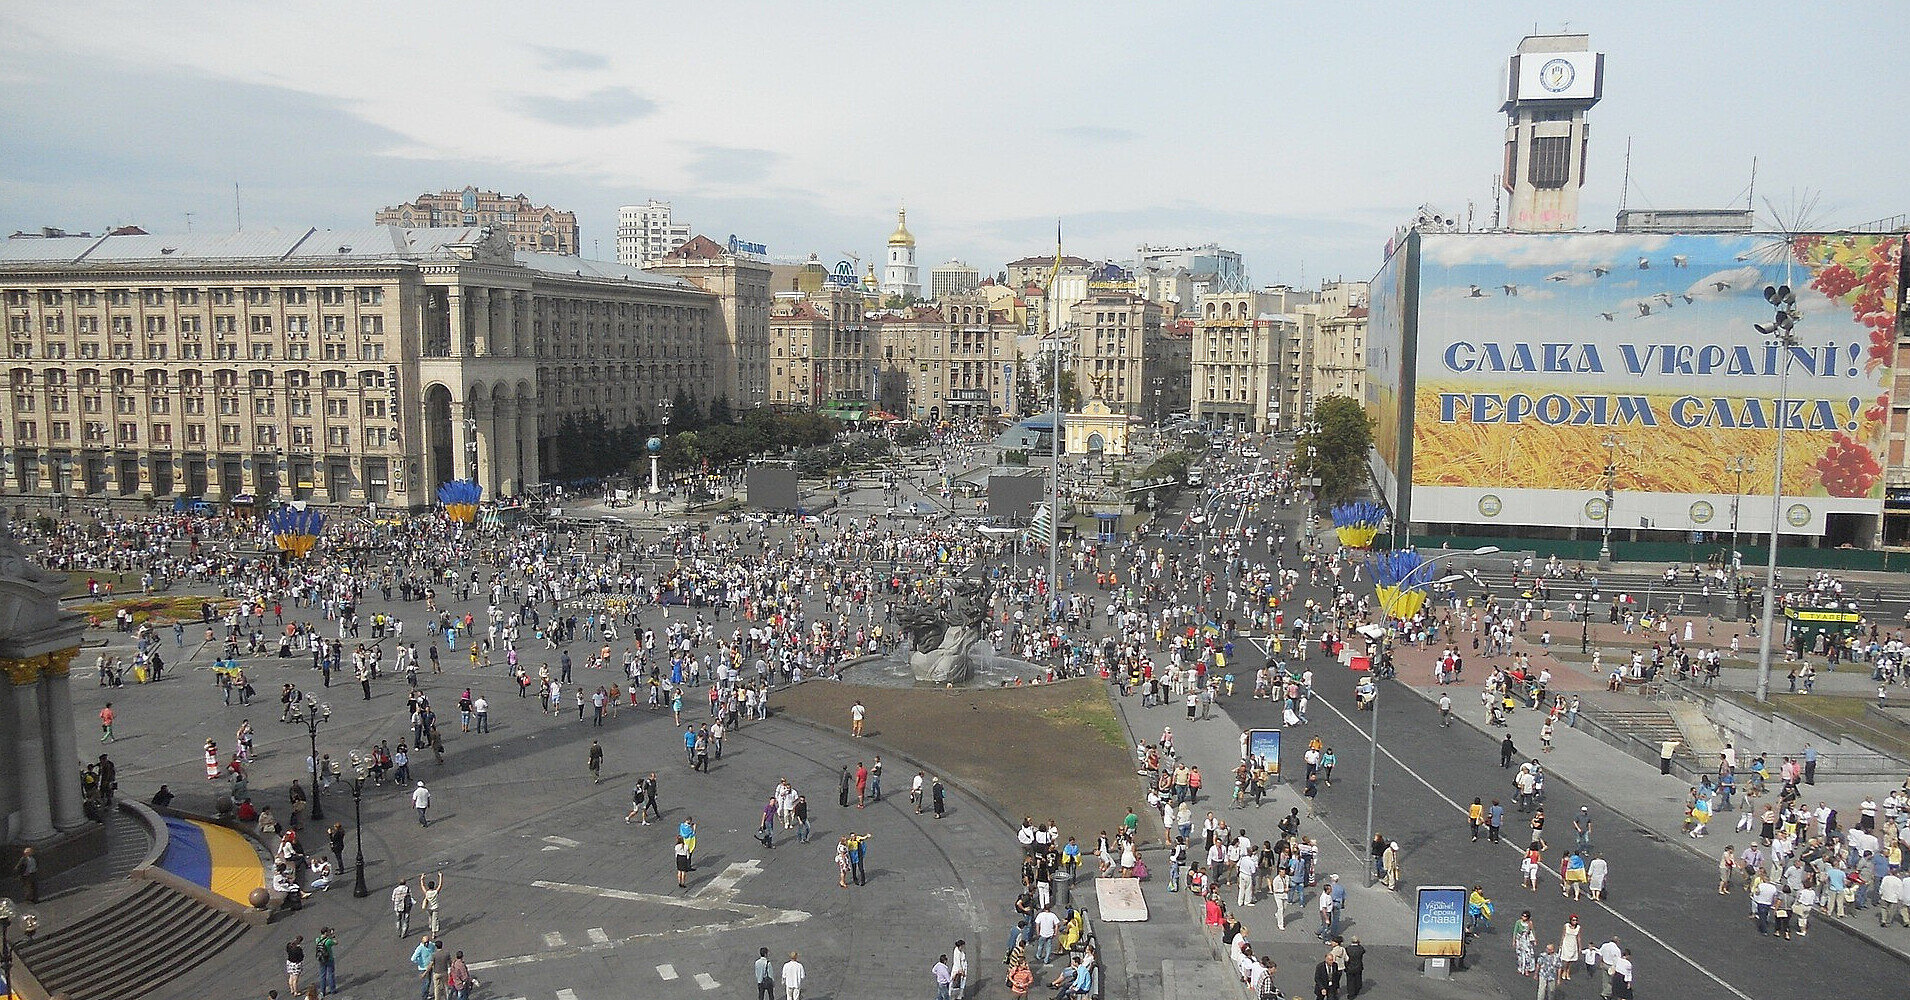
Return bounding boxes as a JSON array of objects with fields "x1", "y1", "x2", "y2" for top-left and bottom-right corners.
[
  {"x1": 282, "y1": 287, "x2": 308, "y2": 305},
  {"x1": 244, "y1": 287, "x2": 271, "y2": 306},
  {"x1": 145, "y1": 316, "x2": 167, "y2": 334},
  {"x1": 185, "y1": 424, "x2": 205, "y2": 445},
  {"x1": 176, "y1": 288, "x2": 200, "y2": 306},
  {"x1": 141, "y1": 288, "x2": 165, "y2": 306},
  {"x1": 249, "y1": 343, "x2": 274, "y2": 360},
  {"x1": 356, "y1": 287, "x2": 383, "y2": 306},
  {"x1": 1529, "y1": 135, "x2": 1571, "y2": 189},
  {"x1": 107, "y1": 290, "x2": 132, "y2": 307},
  {"x1": 319, "y1": 287, "x2": 346, "y2": 306},
  {"x1": 219, "y1": 424, "x2": 242, "y2": 445},
  {"x1": 144, "y1": 344, "x2": 168, "y2": 360},
  {"x1": 249, "y1": 315, "x2": 273, "y2": 335},
  {"x1": 326, "y1": 426, "x2": 351, "y2": 447},
  {"x1": 209, "y1": 288, "x2": 234, "y2": 306}
]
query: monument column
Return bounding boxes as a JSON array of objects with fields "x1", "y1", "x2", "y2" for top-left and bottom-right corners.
[
  {"x1": 494, "y1": 397, "x2": 519, "y2": 496},
  {"x1": 43, "y1": 650, "x2": 84, "y2": 830},
  {"x1": 5, "y1": 659, "x2": 55, "y2": 842}
]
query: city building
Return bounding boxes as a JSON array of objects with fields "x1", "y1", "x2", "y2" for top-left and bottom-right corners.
[
  {"x1": 374, "y1": 187, "x2": 579, "y2": 255},
  {"x1": 1136, "y1": 244, "x2": 1246, "y2": 313},
  {"x1": 1190, "y1": 290, "x2": 1287, "y2": 433},
  {"x1": 1310, "y1": 296, "x2": 1369, "y2": 402},
  {"x1": 930, "y1": 260, "x2": 979, "y2": 299},
  {"x1": 0, "y1": 226, "x2": 727, "y2": 505},
  {"x1": 881, "y1": 209, "x2": 921, "y2": 302},
  {"x1": 871, "y1": 292, "x2": 1017, "y2": 422},
  {"x1": 1004, "y1": 254, "x2": 1089, "y2": 292},
  {"x1": 1064, "y1": 290, "x2": 1167, "y2": 418},
  {"x1": 616, "y1": 199, "x2": 692, "y2": 267},
  {"x1": 1500, "y1": 34, "x2": 1604, "y2": 232},
  {"x1": 768, "y1": 286, "x2": 868, "y2": 415},
  {"x1": 648, "y1": 235, "x2": 773, "y2": 410}
]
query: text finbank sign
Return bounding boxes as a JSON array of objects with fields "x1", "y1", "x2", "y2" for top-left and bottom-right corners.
[{"x1": 727, "y1": 234, "x2": 768, "y2": 257}]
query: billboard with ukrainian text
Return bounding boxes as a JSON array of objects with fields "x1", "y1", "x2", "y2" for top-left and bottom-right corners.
[{"x1": 1407, "y1": 232, "x2": 1901, "y2": 535}]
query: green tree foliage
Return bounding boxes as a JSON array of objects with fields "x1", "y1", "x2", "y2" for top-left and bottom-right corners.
[{"x1": 1295, "y1": 395, "x2": 1374, "y2": 506}]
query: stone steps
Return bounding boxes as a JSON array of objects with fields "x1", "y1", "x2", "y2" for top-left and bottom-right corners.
[{"x1": 15, "y1": 880, "x2": 248, "y2": 1000}]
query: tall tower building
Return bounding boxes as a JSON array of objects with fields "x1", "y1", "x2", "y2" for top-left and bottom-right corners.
[
  {"x1": 1500, "y1": 34, "x2": 1604, "y2": 232},
  {"x1": 881, "y1": 208, "x2": 921, "y2": 302},
  {"x1": 617, "y1": 200, "x2": 692, "y2": 267}
]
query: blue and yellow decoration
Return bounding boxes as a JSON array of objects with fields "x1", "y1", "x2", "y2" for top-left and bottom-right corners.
[
  {"x1": 158, "y1": 816, "x2": 266, "y2": 906},
  {"x1": 437, "y1": 479, "x2": 482, "y2": 524},
  {"x1": 265, "y1": 506, "x2": 325, "y2": 559},
  {"x1": 1330, "y1": 501, "x2": 1385, "y2": 549},
  {"x1": 1372, "y1": 549, "x2": 1433, "y2": 621}
]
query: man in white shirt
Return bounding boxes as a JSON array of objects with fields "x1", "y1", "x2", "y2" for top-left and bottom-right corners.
[
  {"x1": 411, "y1": 781, "x2": 431, "y2": 827},
  {"x1": 781, "y1": 951, "x2": 805, "y2": 1000},
  {"x1": 1595, "y1": 938, "x2": 1621, "y2": 994},
  {"x1": 1034, "y1": 905, "x2": 1062, "y2": 964},
  {"x1": 1877, "y1": 870, "x2": 1904, "y2": 927},
  {"x1": 1236, "y1": 850, "x2": 1259, "y2": 907}
]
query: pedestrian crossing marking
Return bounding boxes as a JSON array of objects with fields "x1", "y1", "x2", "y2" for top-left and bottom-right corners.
[
  {"x1": 694, "y1": 973, "x2": 720, "y2": 990},
  {"x1": 657, "y1": 964, "x2": 678, "y2": 980},
  {"x1": 544, "y1": 931, "x2": 566, "y2": 947},
  {"x1": 586, "y1": 927, "x2": 610, "y2": 944}
]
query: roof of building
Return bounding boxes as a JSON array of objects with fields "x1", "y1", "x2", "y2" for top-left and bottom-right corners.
[
  {"x1": 887, "y1": 209, "x2": 915, "y2": 247},
  {"x1": 1006, "y1": 254, "x2": 1091, "y2": 268},
  {"x1": 659, "y1": 234, "x2": 728, "y2": 262},
  {"x1": 0, "y1": 226, "x2": 693, "y2": 288}
]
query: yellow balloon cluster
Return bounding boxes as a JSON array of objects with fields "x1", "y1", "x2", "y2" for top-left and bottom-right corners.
[
  {"x1": 1335, "y1": 525, "x2": 1379, "y2": 549},
  {"x1": 1375, "y1": 585, "x2": 1428, "y2": 621}
]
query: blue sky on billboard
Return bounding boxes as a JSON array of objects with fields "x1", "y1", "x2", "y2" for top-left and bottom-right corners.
[{"x1": 0, "y1": 2, "x2": 1901, "y2": 283}]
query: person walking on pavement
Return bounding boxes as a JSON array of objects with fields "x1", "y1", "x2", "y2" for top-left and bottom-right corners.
[
  {"x1": 588, "y1": 740, "x2": 603, "y2": 783},
  {"x1": 781, "y1": 951, "x2": 806, "y2": 1000},
  {"x1": 851, "y1": 700, "x2": 866, "y2": 737},
  {"x1": 1501, "y1": 734, "x2": 1518, "y2": 768},
  {"x1": 1341, "y1": 936, "x2": 1365, "y2": 999},
  {"x1": 392, "y1": 880, "x2": 414, "y2": 937},
  {"x1": 412, "y1": 781, "x2": 432, "y2": 826},
  {"x1": 284, "y1": 935, "x2": 305, "y2": 997},
  {"x1": 420, "y1": 872, "x2": 445, "y2": 937},
  {"x1": 99, "y1": 702, "x2": 116, "y2": 742},
  {"x1": 315, "y1": 926, "x2": 339, "y2": 996},
  {"x1": 13, "y1": 847, "x2": 37, "y2": 903},
  {"x1": 755, "y1": 947, "x2": 776, "y2": 1000},
  {"x1": 839, "y1": 765, "x2": 851, "y2": 807}
]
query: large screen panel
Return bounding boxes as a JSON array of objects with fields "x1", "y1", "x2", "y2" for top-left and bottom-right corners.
[{"x1": 1409, "y1": 232, "x2": 1900, "y2": 534}]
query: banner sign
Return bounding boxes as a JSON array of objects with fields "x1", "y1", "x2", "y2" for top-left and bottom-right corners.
[
  {"x1": 1416, "y1": 886, "x2": 1467, "y2": 957},
  {"x1": 1245, "y1": 728, "x2": 1280, "y2": 776}
]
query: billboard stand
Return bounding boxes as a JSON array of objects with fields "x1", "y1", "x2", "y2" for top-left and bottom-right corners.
[
  {"x1": 1244, "y1": 728, "x2": 1281, "y2": 785},
  {"x1": 1415, "y1": 885, "x2": 1467, "y2": 976}
]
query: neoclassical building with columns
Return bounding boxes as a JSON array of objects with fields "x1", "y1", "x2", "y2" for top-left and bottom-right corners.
[
  {"x1": 0, "y1": 518, "x2": 89, "y2": 859},
  {"x1": 0, "y1": 226, "x2": 734, "y2": 505}
]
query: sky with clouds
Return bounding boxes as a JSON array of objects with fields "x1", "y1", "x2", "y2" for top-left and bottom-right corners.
[{"x1": 2, "y1": 1, "x2": 1903, "y2": 287}]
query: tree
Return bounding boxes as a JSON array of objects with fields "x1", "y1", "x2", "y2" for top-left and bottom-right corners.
[
  {"x1": 1295, "y1": 395, "x2": 1374, "y2": 506},
  {"x1": 1037, "y1": 367, "x2": 1080, "y2": 412},
  {"x1": 706, "y1": 395, "x2": 734, "y2": 426},
  {"x1": 669, "y1": 387, "x2": 703, "y2": 432}
]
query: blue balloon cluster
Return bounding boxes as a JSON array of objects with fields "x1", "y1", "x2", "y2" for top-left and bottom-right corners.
[
  {"x1": 1330, "y1": 501, "x2": 1385, "y2": 528},
  {"x1": 265, "y1": 506, "x2": 325, "y2": 540},
  {"x1": 436, "y1": 480, "x2": 483, "y2": 506},
  {"x1": 1371, "y1": 549, "x2": 1430, "y2": 589}
]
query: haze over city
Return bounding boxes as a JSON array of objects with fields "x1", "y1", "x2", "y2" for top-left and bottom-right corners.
[{"x1": 3, "y1": 0, "x2": 1902, "y2": 281}]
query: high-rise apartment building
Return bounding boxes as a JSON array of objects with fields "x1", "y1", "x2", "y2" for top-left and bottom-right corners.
[
  {"x1": 930, "y1": 260, "x2": 979, "y2": 300},
  {"x1": 374, "y1": 187, "x2": 579, "y2": 254},
  {"x1": 617, "y1": 200, "x2": 692, "y2": 267}
]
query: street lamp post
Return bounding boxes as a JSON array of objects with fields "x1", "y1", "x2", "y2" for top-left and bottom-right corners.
[
  {"x1": 1597, "y1": 434, "x2": 1621, "y2": 570},
  {"x1": 350, "y1": 759, "x2": 370, "y2": 897},
  {"x1": 1755, "y1": 282, "x2": 1802, "y2": 703},
  {"x1": 1047, "y1": 334, "x2": 1072, "y2": 623},
  {"x1": 1724, "y1": 454, "x2": 1753, "y2": 617},
  {"x1": 463, "y1": 416, "x2": 478, "y2": 482},
  {"x1": 1366, "y1": 546, "x2": 1498, "y2": 881},
  {"x1": 303, "y1": 696, "x2": 329, "y2": 822}
]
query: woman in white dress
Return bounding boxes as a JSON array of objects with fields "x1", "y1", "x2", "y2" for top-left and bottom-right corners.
[{"x1": 1557, "y1": 914, "x2": 1583, "y2": 982}]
